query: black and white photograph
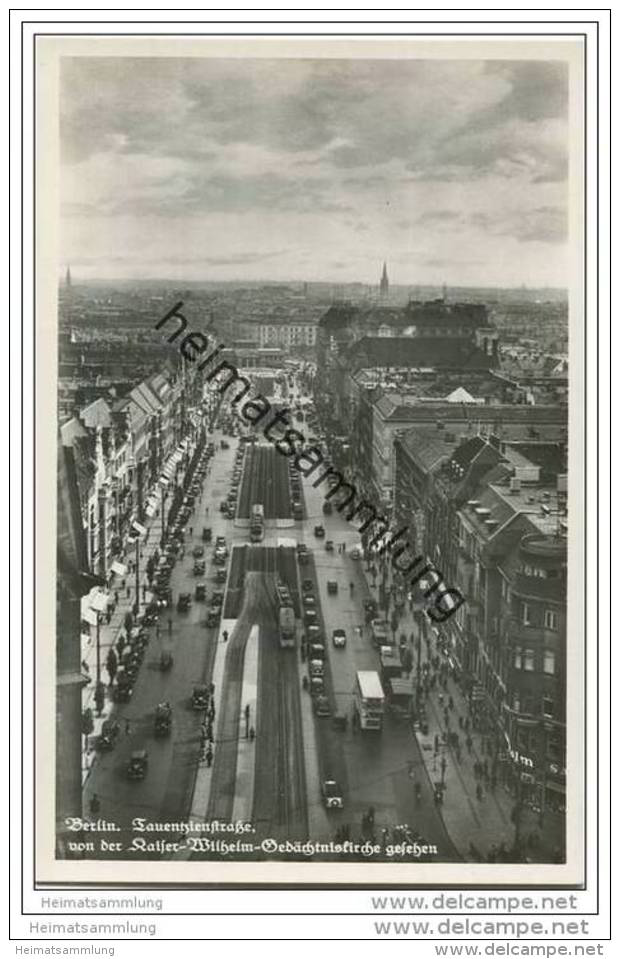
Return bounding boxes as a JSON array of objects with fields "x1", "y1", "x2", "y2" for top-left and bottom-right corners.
[{"x1": 31, "y1": 32, "x2": 589, "y2": 889}]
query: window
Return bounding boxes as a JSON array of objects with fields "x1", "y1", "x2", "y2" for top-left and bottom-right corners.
[
  {"x1": 544, "y1": 609, "x2": 558, "y2": 630},
  {"x1": 543, "y1": 649, "x2": 556, "y2": 674},
  {"x1": 542, "y1": 695, "x2": 554, "y2": 718},
  {"x1": 521, "y1": 603, "x2": 531, "y2": 625},
  {"x1": 523, "y1": 649, "x2": 535, "y2": 671}
]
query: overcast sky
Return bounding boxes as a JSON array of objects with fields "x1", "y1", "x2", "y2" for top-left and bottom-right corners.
[{"x1": 60, "y1": 56, "x2": 569, "y2": 287}]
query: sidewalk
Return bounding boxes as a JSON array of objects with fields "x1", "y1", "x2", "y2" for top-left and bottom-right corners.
[
  {"x1": 363, "y1": 558, "x2": 564, "y2": 862},
  {"x1": 80, "y1": 442, "x2": 201, "y2": 782}
]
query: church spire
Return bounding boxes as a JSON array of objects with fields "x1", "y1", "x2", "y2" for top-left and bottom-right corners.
[
  {"x1": 65, "y1": 265, "x2": 72, "y2": 288},
  {"x1": 379, "y1": 261, "x2": 389, "y2": 297}
]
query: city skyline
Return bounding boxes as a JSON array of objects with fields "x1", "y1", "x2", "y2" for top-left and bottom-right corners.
[{"x1": 61, "y1": 56, "x2": 570, "y2": 288}]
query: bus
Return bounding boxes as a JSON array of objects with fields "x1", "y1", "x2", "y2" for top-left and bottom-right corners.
[
  {"x1": 354, "y1": 670, "x2": 385, "y2": 731},
  {"x1": 279, "y1": 605, "x2": 296, "y2": 649},
  {"x1": 250, "y1": 503, "x2": 264, "y2": 542}
]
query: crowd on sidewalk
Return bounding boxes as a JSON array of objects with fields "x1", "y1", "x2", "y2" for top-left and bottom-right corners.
[{"x1": 358, "y1": 548, "x2": 564, "y2": 864}]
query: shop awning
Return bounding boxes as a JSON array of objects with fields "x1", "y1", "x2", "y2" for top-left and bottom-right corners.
[{"x1": 110, "y1": 561, "x2": 127, "y2": 576}]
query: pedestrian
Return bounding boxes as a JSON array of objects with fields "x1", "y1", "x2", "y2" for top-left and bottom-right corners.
[
  {"x1": 205, "y1": 746, "x2": 213, "y2": 768},
  {"x1": 249, "y1": 726, "x2": 255, "y2": 742},
  {"x1": 448, "y1": 695, "x2": 454, "y2": 711},
  {"x1": 222, "y1": 629, "x2": 229, "y2": 643},
  {"x1": 114, "y1": 589, "x2": 119, "y2": 604},
  {"x1": 189, "y1": 526, "x2": 193, "y2": 536},
  {"x1": 434, "y1": 733, "x2": 440, "y2": 755},
  {"x1": 458, "y1": 715, "x2": 464, "y2": 729}
]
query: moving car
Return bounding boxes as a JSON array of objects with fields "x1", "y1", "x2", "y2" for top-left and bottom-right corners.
[
  {"x1": 215, "y1": 536, "x2": 227, "y2": 551},
  {"x1": 322, "y1": 779, "x2": 344, "y2": 809},
  {"x1": 127, "y1": 749, "x2": 148, "y2": 780},
  {"x1": 322, "y1": 501, "x2": 333, "y2": 516},
  {"x1": 193, "y1": 560, "x2": 206, "y2": 576},
  {"x1": 154, "y1": 702, "x2": 172, "y2": 736},
  {"x1": 192, "y1": 545, "x2": 205, "y2": 558},
  {"x1": 194, "y1": 581, "x2": 207, "y2": 601},
  {"x1": 325, "y1": 540, "x2": 334, "y2": 552},
  {"x1": 327, "y1": 580, "x2": 338, "y2": 595},
  {"x1": 313, "y1": 524, "x2": 325, "y2": 538},
  {"x1": 177, "y1": 592, "x2": 192, "y2": 612},
  {"x1": 332, "y1": 628, "x2": 347, "y2": 648}
]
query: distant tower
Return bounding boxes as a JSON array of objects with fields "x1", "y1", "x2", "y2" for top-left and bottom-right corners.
[
  {"x1": 65, "y1": 266, "x2": 72, "y2": 289},
  {"x1": 379, "y1": 262, "x2": 389, "y2": 297}
]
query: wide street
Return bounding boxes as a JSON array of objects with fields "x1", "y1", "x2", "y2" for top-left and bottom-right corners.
[{"x1": 83, "y1": 373, "x2": 460, "y2": 862}]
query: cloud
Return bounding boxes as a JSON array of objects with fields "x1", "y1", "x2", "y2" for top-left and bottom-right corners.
[
  {"x1": 59, "y1": 55, "x2": 572, "y2": 285},
  {"x1": 467, "y1": 205, "x2": 568, "y2": 244}
]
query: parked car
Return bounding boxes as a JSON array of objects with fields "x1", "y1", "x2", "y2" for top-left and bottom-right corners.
[
  {"x1": 193, "y1": 560, "x2": 206, "y2": 576},
  {"x1": 313, "y1": 695, "x2": 331, "y2": 717},
  {"x1": 322, "y1": 779, "x2": 344, "y2": 809},
  {"x1": 195, "y1": 581, "x2": 207, "y2": 601},
  {"x1": 191, "y1": 685, "x2": 210, "y2": 710},
  {"x1": 206, "y1": 608, "x2": 220, "y2": 627}
]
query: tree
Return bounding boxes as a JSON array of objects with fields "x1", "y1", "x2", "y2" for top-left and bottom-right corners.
[
  {"x1": 82, "y1": 708, "x2": 94, "y2": 753},
  {"x1": 105, "y1": 647, "x2": 118, "y2": 684},
  {"x1": 124, "y1": 611, "x2": 133, "y2": 634},
  {"x1": 94, "y1": 681, "x2": 106, "y2": 717}
]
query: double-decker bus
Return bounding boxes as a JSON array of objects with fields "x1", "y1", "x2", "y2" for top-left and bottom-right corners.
[
  {"x1": 250, "y1": 503, "x2": 264, "y2": 542},
  {"x1": 354, "y1": 670, "x2": 385, "y2": 731}
]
